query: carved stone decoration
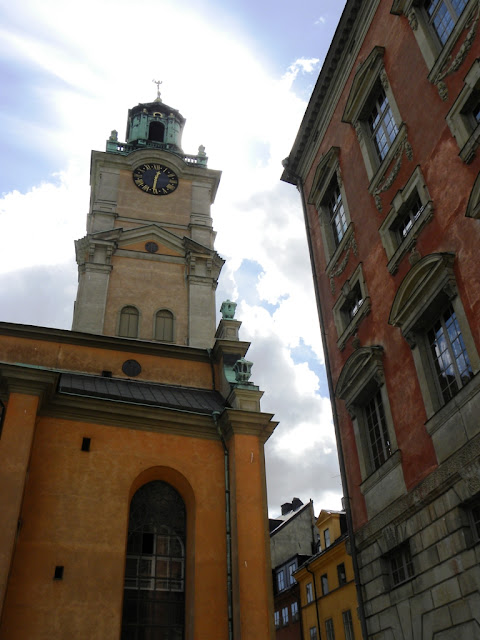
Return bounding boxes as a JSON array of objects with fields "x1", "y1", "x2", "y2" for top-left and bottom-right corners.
[
  {"x1": 434, "y1": 0, "x2": 480, "y2": 101},
  {"x1": 409, "y1": 246, "x2": 421, "y2": 266},
  {"x1": 336, "y1": 165, "x2": 343, "y2": 189},
  {"x1": 354, "y1": 121, "x2": 363, "y2": 143},
  {"x1": 380, "y1": 68, "x2": 389, "y2": 91},
  {"x1": 459, "y1": 457, "x2": 480, "y2": 495},
  {"x1": 373, "y1": 132, "x2": 413, "y2": 212},
  {"x1": 404, "y1": 331, "x2": 417, "y2": 349},
  {"x1": 329, "y1": 234, "x2": 358, "y2": 294},
  {"x1": 408, "y1": 10, "x2": 418, "y2": 31},
  {"x1": 352, "y1": 335, "x2": 361, "y2": 350}
]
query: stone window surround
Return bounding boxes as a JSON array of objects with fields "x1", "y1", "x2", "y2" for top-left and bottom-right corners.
[
  {"x1": 466, "y1": 170, "x2": 480, "y2": 218},
  {"x1": 332, "y1": 263, "x2": 371, "y2": 351},
  {"x1": 384, "y1": 541, "x2": 415, "y2": 589},
  {"x1": 390, "y1": 0, "x2": 478, "y2": 83},
  {"x1": 446, "y1": 58, "x2": 480, "y2": 163},
  {"x1": 379, "y1": 165, "x2": 434, "y2": 274},
  {"x1": 389, "y1": 252, "x2": 480, "y2": 419},
  {"x1": 335, "y1": 346, "x2": 402, "y2": 486},
  {"x1": 342, "y1": 46, "x2": 404, "y2": 187},
  {"x1": 308, "y1": 146, "x2": 353, "y2": 266}
]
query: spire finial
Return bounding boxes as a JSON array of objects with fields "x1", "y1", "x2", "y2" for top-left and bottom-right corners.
[{"x1": 152, "y1": 79, "x2": 163, "y2": 102}]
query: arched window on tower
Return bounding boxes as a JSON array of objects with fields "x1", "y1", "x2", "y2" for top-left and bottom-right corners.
[
  {"x1": 119, "y1": 306, "x2": 139, "y2": 338},
  {"x1": 155, "y1": 309, "x2": 174, "y2": 342},
  {"x1": 149, "y1": 121, "x2": 165, "y2": 143},
  {"x1": 121, "y1": 481, "x2": 186, "y2": 640}
]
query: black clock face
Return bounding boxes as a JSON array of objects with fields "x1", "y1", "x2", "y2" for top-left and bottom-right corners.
[{"x1": 132, "y1": 163, "x2": 179, "y2": 196}]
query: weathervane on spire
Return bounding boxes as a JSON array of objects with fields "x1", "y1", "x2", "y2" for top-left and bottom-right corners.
[{"x1": 152, "y1": 79, "x2": 162, "y2": 102}]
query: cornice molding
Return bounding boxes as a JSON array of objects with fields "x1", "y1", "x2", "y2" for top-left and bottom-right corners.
[{"x1": 0, "y1": 322, "x2": 211, "y2": 362}]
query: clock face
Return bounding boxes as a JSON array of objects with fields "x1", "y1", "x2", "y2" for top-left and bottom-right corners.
[{"x1": 132, "y1": 163, "x2": 179, "y2": 196}]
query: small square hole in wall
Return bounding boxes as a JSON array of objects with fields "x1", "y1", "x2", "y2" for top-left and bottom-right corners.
[
  {"x1": 53, "y1": 566, "x2": 64, "y2": 580},
  {"x1": 81, "y1": 437, "x2": 91, "y2": 452},
  {"x1": 101, "y1": 371, "x2": 112, "y2": 378}
]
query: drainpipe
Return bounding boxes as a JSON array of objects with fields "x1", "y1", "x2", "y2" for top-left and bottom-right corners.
[
  {"x1": 306, "y1": 565, "x2": 321, "y2": 637},
  {"x1": 291, "y1": 171, "x2": 369, "y2": 640},
  {"x1": 212, "y1": 410, "x2": 233, "y2": 640}
]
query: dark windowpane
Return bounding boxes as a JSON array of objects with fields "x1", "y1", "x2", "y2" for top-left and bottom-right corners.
[
  {"x1": 428, "y1": 304, "x2": 472, "y2": 403},
  {"x1": 396, "y1": 192, "x2": 424, "y2": 241},
  {"x1": 326, "y1": 182, "x2": 348, "y2": 247},
  {"x1": 121, "y1": 482, "x2": 186, "y2": 640},
  {"x1": 368, "y1": 87, "x2": 398, "y2": 161},
  {"x1": 365, "y1": 390, "x2": 392, "y2": 470},
  {"x1": 425, "y1": 0, "x2": 468, "y2": 44},
  {"x1": 389, "y1": 544, "x2": 414, "y2": 586}
]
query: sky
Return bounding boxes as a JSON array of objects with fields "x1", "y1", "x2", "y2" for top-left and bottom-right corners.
[{"x1": 0, "y1": 0, "x2": 347, "y2": 516}]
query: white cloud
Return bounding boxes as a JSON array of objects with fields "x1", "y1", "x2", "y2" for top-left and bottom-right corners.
[
  {"x1": 0, "y1": 0, "x2": 342, "y2": 515},
  {"x1": 315, "y1": 16, "x2": 327, "y2": 25}
]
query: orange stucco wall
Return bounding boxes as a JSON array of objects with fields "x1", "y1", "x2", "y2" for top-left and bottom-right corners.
[
  {"x1": 0, "y1": 412, "x2": 230, "y2": 639},
  {"x1": 0, "y1": 328, "x2": 275, "y2": 639},
  {"x1": 0, "y1": 333, "x2": 214, "y2": 388}
]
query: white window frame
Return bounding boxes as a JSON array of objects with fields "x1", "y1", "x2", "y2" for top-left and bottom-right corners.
[
  {"x1": 281, "y1": 606, "x2": 289, "y2": 626},
  {"x1": 306, "y1": 582, "x2": 314, "y2": 603},
  {"x1": 342, "y1": 47, "x2": 404, "y2": 187},
  {"x1": 379, "y1": 166, "x2": 434, "y2": 274},
  {"x1": 308, "y1": 146, "x2": 354, "y2": 267},
  {"x1": 343, "y1": 610, "x2": 355, "y2": 640},
  {"x1": 336, "y1": 346, "x2": 406, "y2": 518},
  {"x1": 333, "y1": 263, "x2": 371, "y2": 351},
  {"x1": 325, "y1": 618, "x2": 336, "y2": 640},
  {"x1": 321, "y1": 573, "x2": 329, "y2": 595},
  {"x1": 291, "y1": 601, "x2": 299, "y2": 622},
  {"x1": 446, "y1": 58, "x2": 480, "y2": 163},
  {"x1": 274, "y1": 610, "x2": 280, "y2": 629},
  {"x1": 389, "y1": 252, "x2": 479, "y2": 417},
  {"x1": 391, "y1": 0, "x2": 476, "y2": 83},
  {"x1": 387, "y1": 542, "x2": 415, "y2": 587}
]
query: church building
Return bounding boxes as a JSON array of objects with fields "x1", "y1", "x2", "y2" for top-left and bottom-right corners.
[{"x1": 0, "y1": 89, "x2": 277, "y2": 639}]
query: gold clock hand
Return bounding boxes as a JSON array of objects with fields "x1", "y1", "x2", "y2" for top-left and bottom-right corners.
[{"x1": 152, "y1": 171, "x2": 161, "y2": 191}]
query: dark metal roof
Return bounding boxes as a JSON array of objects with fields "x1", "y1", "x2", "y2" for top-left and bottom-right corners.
[{"x1": 58, "y1": 373, "x2": 226, "y2": 415}]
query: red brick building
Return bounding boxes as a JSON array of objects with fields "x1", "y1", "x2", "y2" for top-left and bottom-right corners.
[{"x1": 282, "y1": 1, "x2": 480, "y2": 637}]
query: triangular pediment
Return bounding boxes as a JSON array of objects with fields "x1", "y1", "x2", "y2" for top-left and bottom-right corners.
[
  {"x1": 343, "y1": 46, "x2": 385, "y2": 124},
  {"x1": 92, "y1": 224, "x2": 186, "y2": 257}
]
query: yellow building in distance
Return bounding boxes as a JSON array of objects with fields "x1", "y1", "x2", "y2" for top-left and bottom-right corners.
[{"x1": 295, "y1": 510, "x2": 361, "y2": 640}]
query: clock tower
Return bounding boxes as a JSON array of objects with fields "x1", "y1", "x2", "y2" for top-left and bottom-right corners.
[{"x1": 72, "y1": 90, "x2": 224, "y2": 348}]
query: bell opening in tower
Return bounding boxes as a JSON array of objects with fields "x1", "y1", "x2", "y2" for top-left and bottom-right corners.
[{"x1": 149, "y1": 121, "x2": 165, "y2": 143}]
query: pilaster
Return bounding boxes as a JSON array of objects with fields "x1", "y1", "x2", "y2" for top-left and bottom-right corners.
[
  {"x1": 219, "y1": 409, "x2": 277, "y2": 639},
  {"x1": 0, "y1": 369, "x2": 56, "y2": 619}
]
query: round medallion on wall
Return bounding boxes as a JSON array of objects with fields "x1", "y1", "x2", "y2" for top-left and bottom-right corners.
[
  {"x1": 132, "y1": 163, "x2": 179, "y2": 196},
  {"x1": 145, "y1": 241, "x2": 159, "y2": 253},
  {"x1": 122, "y1": 359, "x2": 142, "y2": 377}
]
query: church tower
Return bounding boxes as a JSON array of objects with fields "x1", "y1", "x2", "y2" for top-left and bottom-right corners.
[{"x1": 72, "y1": 86, "x2": 224, "y2": 348}]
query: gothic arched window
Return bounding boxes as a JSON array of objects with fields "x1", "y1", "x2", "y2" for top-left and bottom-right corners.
[
  {"x1": 121, "y1": 481, "x2": 186, "y2": 640},
  {"x1": 119, "y1": 306, "x2": 139, "y2": 338},
  {"x1": 155, "y1": 310, "x2": 174, "y2": 342},
  {"x1": 149, "y1": 121, "x2": 165, "y2": 143}
]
